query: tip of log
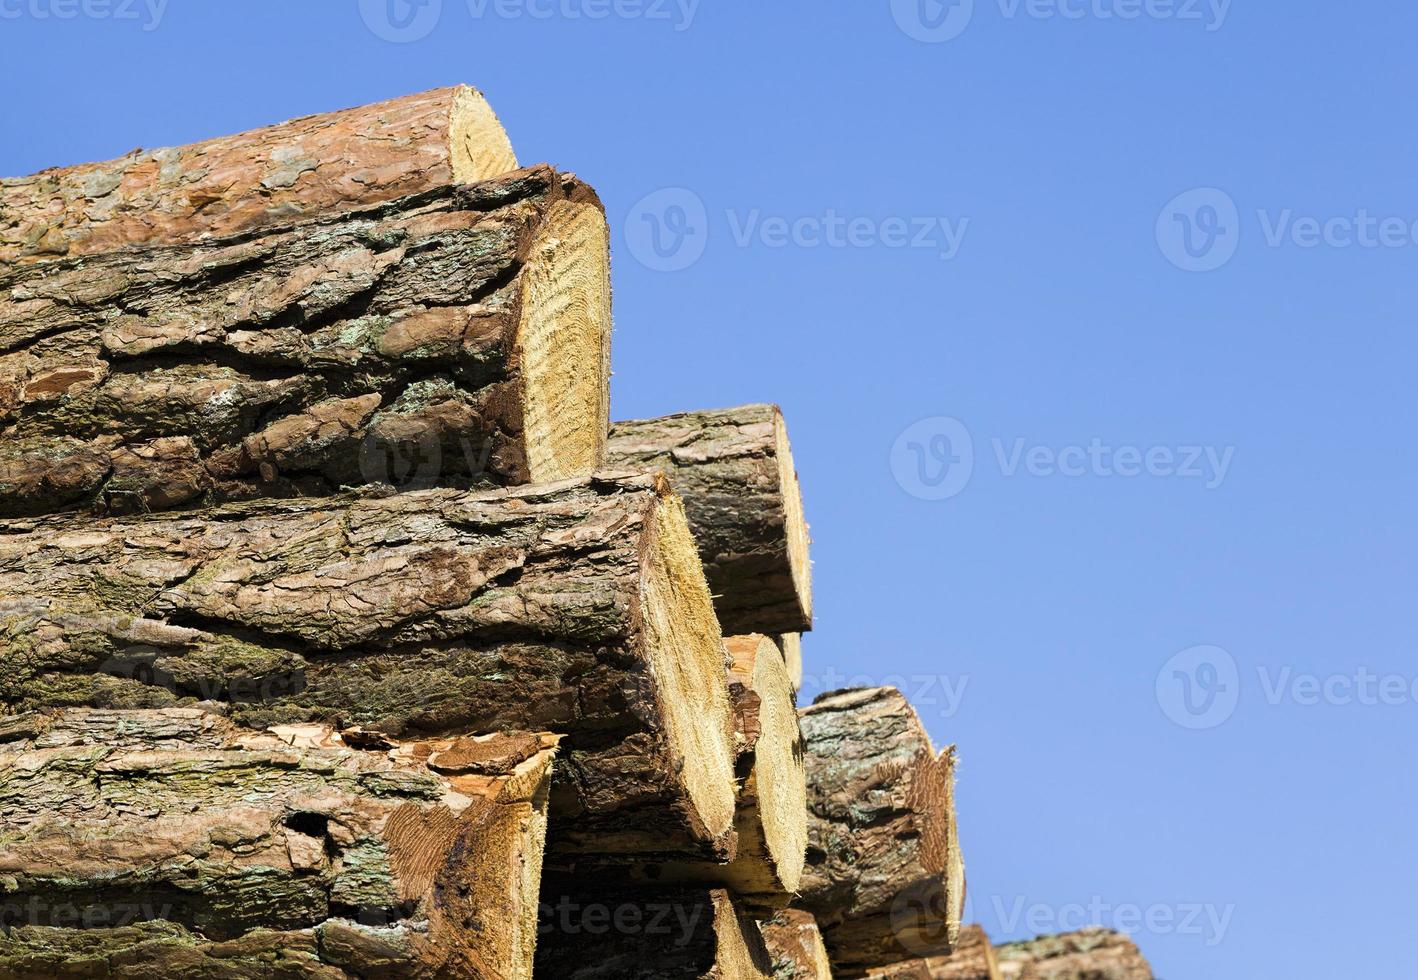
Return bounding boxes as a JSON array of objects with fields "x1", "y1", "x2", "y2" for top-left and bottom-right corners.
[
  {"x1": 640, "y1": 492, "x2": 739, "y2": 849},
  {"x1": 726, "y1": 634, "x2": 808, "y2": 900},
  {"x1": 517, "y1": 194, "x2": 612, "y2": 483},
  {"x1": 865, "y1": 925, "x2": 1002, "y2": 980},
  {"x1": 774, "y1": 407, "x2": 814, "y2": 629},
  {"x1": 712, "y1": 890, "x2": 780, "y2": 980},
  {"x1": 779, "y1": 632, "x2": 805, "y2": 692},
  {"x1": 760, "y1": 909, "x2": 835, "y2": 980},
  {"x1": 450, "y1": 84, "x2": 519, "y2": 181}
]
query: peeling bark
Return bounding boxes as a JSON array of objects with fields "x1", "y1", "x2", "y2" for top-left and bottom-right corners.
[
  {"x1": 0, "y1": 708, "x2": 556, "y2": 979},
  {"x1": 0, "y1": 472, "x2": 736, "y2": 863},
  {"x1": 797, "y1": 688, "x2": 965, "y2": 977},
  {"x1": 535, "y1": 884, "x2": 774, "y2": 980},
  {"x1": 1, "y1": 85, "x2": 517, "y2": 263},
  {"x1": 866, "y1": 926, "x2": 1002, "y2": 980},
  {"x1": 994, "y1": 929, "x2": 1152, "y2": 980},
  {"x1": 0, "y1": 164, "x2": 611, "y2": 518},
  {"x1": 609, "y1": 405, "x2": 812, "y2": 636}
]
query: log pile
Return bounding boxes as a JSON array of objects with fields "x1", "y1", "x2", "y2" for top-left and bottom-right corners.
[{"x1": 0, "y1": 85, "x2": 1156, "y2": 978}]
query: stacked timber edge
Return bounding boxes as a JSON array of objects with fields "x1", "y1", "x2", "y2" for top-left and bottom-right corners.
[
  {"x1": 609, "y1": 403, "x2": 813, "y2": 636},
  {"x1": 535, "y1": 884, "x2": 775, "y2": 980},
  {"x1": 1, "y1": 85, "x2": 517, "y2": 262},
  {"x1": 0, "y1": 163, "x2": 612, "y2": 516},
  {"x1": 0, "y1": 708, "x2": 556, "y2": 979},
  {"x1": 572, "y1": 633, "x2": 808, "y2": 907},
  {"x1": 797, "y1": 686, "x2": 965, "y2": 976},
  {"x1": 865, "y1": 925, "x2": 1001, "y2": 979},
  {"x1": 995, "y1": 928, "x2": 1153, "y2": 980},
  {"x1": 0, "y1": 472, "x2": 738, "y2": 865}
]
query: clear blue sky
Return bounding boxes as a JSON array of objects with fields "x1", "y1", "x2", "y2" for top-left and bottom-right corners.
[{"x1": 3, "y1": 3, "x2": 1413, "y2": 977}]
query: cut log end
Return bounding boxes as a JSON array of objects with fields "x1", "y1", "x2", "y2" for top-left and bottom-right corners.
[
  {"x1": 760, "y1": 909, "x2": 835, "y2": 980},
  {"x1": 780, "y1": 632, "x2": 805, "y2": 692},
  {"x1": 518, "y1": 198, "x2": 612, "y2": 483},
  {"x1": 449, "y1": 84, "x2": 519, "y2": 182},
  {"x1": 641, "y1": 490, "x2": 739, "y2": 848},
  {"x1": 775, "y1": 408, "x2": 814, "y2": 628},
  {"x1": 712, "y1": 891, "x2": 779, "y2": 980},
  {"x1": 727, "y1": 634, "x2": 807, "y2": 899}
]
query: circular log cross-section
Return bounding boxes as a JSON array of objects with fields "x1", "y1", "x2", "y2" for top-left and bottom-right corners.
[
  {"x1": 517, "y1": 198, "x2": 612, "y2": 483},
  {"x1": 0, "y1": 85, "x2": 518, "y2": 263},
  {"x1": 0, "y1": 166, "x2": 612, "y2": 517}
]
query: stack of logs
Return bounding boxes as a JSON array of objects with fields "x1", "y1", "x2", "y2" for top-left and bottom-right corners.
[{"x1": 0, "y1": 86, "x2": 1154, "y2": 979}]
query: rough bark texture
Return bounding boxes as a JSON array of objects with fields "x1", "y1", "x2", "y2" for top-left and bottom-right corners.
[
  {"x1": 994, "y1": 930, "x2": 1152, "y2": 980},
  {"x1": 866, "y1": 926, "x2": 1001, "y2": 980},
  {"x1": 759, "y1": 909, "x2": 835, "y2": 980},
  {"x1": 0, "y1": 708, "x2": 557, "y2": 979},
  {"x1": 0, "y1": 165, "x2": 611, "y2": 518},
  {"x1": 609, "y1": 405, "x2": 812, "y2": 636},
  {"x1": 798, "y1": 688, "x2": 964, "y2": 977},
  {"x1": 584, "y1": 635, "x2": 807, "y2": 907},
  {"x1": 0, "y1": 472, "x2": 737, "y2": 863},
  {"x1": 1, "y1": 85, "x2": 517, "y2": 264},
  {"x1": 535, "y1": 884, "x2": 774, "y2": 980}
]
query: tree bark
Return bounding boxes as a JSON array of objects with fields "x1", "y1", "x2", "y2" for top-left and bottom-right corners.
[
  {"x1": 0, "y1": 165, "x2": 611, "y2": 518},
  {"x1": 994, "y1": 929, "x2": 1152, "y2": 980},
  {"x1": 1, "y1": 85, "x2": 517, "y2": 264},
  {"x1": 584, "y1": 635, "x2": 807, "y2": 905},
  {"x1": 759, "y1": 909, "x2": 835, "y2": 980},
  {"x1": 608, "y1": 404, "x2": 812, "y2": 636},
  {"x1": 0, "y1": 708, "x2": 557, "y2": 979},
  {"x1": 0, "y1": 472, "x2": 737, "y2": 863},
  {"x1": 797, "y1": 687, "x2": 965, "y2": 977},
  {"x1": 535, "y1": 885, "x2": 774, "y2": 980},
  {"x1": 865, "y1": 926, "x2": 1002, "y2": 980}
]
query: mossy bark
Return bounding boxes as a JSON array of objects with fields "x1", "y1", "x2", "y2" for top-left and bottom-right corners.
[
  {"x1": 0, "y1": 165, "x2": 605, "y2": 518},
  {"x1": 797, "y1": 688, "x2": 964, "y2": 977},
  {"x1": 993, "y1": 929, "x2": 1153, "y2": 980},
  {"x1": 0, "y1": 708, "x2": 556, "y2": 979},
  {"x1": 0, "y1": 472, "x2": 733, "y2": 862}
]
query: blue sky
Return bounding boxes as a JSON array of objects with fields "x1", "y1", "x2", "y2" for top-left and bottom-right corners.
[{"x1": 3, "y1": 2, "x2": 1414, "y2": 976}]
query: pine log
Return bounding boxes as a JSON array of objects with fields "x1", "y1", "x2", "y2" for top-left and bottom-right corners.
[
  {"x1": 994, "y1": 929, "x2": 1152, "y2": 980},
  {"x1": 0, "y1": 165, "x2": 612, "y2": 518},
  {"x1": 1, "y1": 85, "x2": 517, "y2": 263},
  {"x1": 591, "y1": 634, "x2": 807, "y2": 905},
  {"x1": 535, "y1": 885, "x2": 774, "y2": 980},
  {"x1": 0, "y1": 708, "x2": 556, "y2": 979},
  {"x1": 608, "y1": 404, "x2": 812, "y2": 636},
  {"x1": 780, "y1": 632, "x2": 805, "y2": 692},
  {"x1": 0, "y1": 472, "x2": 737, "y2": 862},
  {"x1": 798, "y1": 687, "x2": 965, "y2": 976},
  {"x1": 760, "y1": 909, "x2": 835, "y2": 980},
  {"x1": 865, "y1": 926, "x2": 1001, "y2": 980}
]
